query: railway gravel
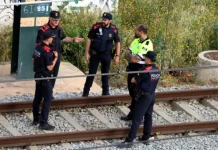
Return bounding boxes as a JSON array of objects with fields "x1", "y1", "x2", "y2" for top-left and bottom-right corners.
[
  {"x1": 96, "y1": 106, "x2": 127, "y2": 128},
  {"x1": 37, "y1": 144, "x2": 66, "y2": 150},
  {"x1": 3, "y1": 112, "x2": 43, "y2": 135},
  {"x1": 123, "y1": 104, "x2": 168, "y2": 125},
  {"x1": 152, "y1": 112, "x2": 168, "y2": 124},
  {"x1": 15, "y1": 134, "x2": 218, "y2": 150},
  {"x1": 48, "y1": 110, "x2": 76, "y2": 132},
  {"x1": 156, "y1": 102, "x2": 198, "y2": 122},
  {"x1": 1, "y1": 86, "x2": 218, "y2": 149},
  {"x1": 0, "y1": 85, "x2": 217, "y2": 103},
  {"x1": 187, "y1": 99, "x2": 218, "y2": 121},
  {"x1": 68, "y1": 108, "x2": 108, "y2": 130},
  {"x1": 153, "y1": 134, "x2": 218, "y2": 150},
  {"x1": 0, "y1": 124, "x2": 12, "y2": 137}
]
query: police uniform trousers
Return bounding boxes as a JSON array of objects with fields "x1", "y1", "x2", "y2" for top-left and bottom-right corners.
[
  {"x1": 127, "y1": 73, "x2": 137, "y2": 119},
  {"x1": 127, "y1": 92, "x2": 155, "y2": 141},
  {"x1": 51, "y1": 54, "x2": 61, "y2": 89},
  {"x1": 33, "y1": 76, "x2": 53, "y2": 125},
  {"x1": 83, "y1": 53, "x2": 111, "y2": 94}
]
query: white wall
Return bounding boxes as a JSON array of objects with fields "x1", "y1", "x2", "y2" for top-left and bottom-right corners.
[
  {"x1": 0, "y1": 0, "x2": 118, "y2": 26},
  {"x1": 51, "y1": 0, "x2": 118, "y2": 12},
  {"x1": 0, "y1": 0, "x2": 14, "y2": 26}
]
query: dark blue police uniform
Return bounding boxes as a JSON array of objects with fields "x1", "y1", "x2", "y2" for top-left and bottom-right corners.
[
  {"x1": 36, "y1": 11, "x2": 66, "y2": 89},
  {"x1": 124, "y1": 38, "x2": 152, "y2": 120},
  {"x1": 119, "y1": 52, "x2": 161, "y2": 148},
  {"x1": 32, "y1": 39, "x2": 54, "y2": 129},
  {"x1": 126, "y1": 63, "x2": 145, "y2": 119},
  {"x1": 83, "y1": 13, "x2": 120, "y2": 96},
  {"x1": 127, "y1": 64, "x2": 160, "y2": 141}
]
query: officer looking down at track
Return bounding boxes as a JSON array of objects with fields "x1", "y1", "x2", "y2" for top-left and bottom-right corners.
[
  {"x1": 32, "y1": 31, "x2": 58, "y2": 131},
  {"x1": 121, "y1": 24, "x2": 153, "y2": 121},
  {"x1": 36, "y1": 11, "x2": 84, "y2": 99},
  {"x1": 82, "y1": 12, "x2": 121, "y2": 97},
  {"x1": 118, "y1": 51, "x2": 161, "y2": 148}
]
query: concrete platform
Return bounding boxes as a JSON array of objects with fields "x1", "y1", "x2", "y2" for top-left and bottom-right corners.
[{"x1": 0, "y1": 62, "x2": 101, "y2": 98}]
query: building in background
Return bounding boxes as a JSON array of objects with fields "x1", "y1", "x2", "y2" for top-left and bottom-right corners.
[
  {"x1": 0, "y1": 0, "x2": 119, "y2": 26},
  {"x1": 0, "y1": 0, "x2": 14, "y2": 26}
]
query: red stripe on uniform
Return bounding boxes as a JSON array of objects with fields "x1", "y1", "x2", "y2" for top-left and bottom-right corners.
[
  {"x1": 43, "y1": 46, "x2": 51, "y2": 52},
  {"x1": 145, "y1": 66, "x2": 152, "y2": 71}
]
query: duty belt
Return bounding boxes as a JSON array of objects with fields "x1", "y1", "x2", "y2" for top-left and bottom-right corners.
[
  {"x1": 91, "y1": 49, "x2": 111, "y2": 55},
  {"x1": 35, "y1": 72, "x2": 51, "y2": 78},
  {"x1": 134, "y1": 90, "x2": 154, "y2": 101}
]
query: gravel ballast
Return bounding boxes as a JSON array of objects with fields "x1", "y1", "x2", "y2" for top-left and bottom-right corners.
[
  {"x1": 156, "y1": 102, "x2": 198, "y2": 123},
  {"x1": 187, "y1": 99, "x2": 218, "y2": 121},
  {"x1": 1, "y1": 86, "x2": 218, "y2": 149},
  {"x1": 68, "y1": 107, "x2": 108, "y2": 130},
  {"x1": 7, "y1": 134, "x2": 218, "y2": 150}
]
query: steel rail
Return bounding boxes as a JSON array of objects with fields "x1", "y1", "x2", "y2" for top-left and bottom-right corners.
[
  {"x1": 0, "y1": 120, "x2": 217, "y2": 147},
  {"x1": 0, "y1": 88, "x2": 217, "y2": 112},
  {"x1": 1, "y1": 65, "x2": 218, "y2": 83}
]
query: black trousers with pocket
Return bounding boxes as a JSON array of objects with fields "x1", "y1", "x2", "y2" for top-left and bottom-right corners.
[
  {"x1": 83, "y1": 53, "x2": 112, "y2": 94},
  {"x1": 127, "y1": 92, "x2": 155, "y2": 141},
  {"x1": 33, "y1": 74, "x2": 53, "y2": 125}
]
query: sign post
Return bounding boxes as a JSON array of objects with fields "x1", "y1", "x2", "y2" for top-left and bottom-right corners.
[{"x1": 11, "y1": 0, "x2": 51, "y2": 79}]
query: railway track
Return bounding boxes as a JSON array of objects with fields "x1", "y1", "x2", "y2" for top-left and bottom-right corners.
[{"x1": 0, "y1": 88, "x2": 218, "y2": 148}]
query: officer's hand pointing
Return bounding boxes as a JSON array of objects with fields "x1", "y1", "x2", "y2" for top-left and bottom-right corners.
[
  {"x1": 74, "y1": 36, "x2": 84, "y2": 43},
  {"x1": 85, "y1": 53, "x2": 90, "y2": 61},
  {"x1": 53, "y1": 51, "x2": 58, "y2": 58}
]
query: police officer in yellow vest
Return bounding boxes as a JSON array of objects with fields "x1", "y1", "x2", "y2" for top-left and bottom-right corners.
[{"x1": 121, "y1": 24, "x2": 153, "y2": 121}]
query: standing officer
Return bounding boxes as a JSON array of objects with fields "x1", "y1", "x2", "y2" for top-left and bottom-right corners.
[
  {"x1": 36, "y1": 11, "x2": 84, "y2": 98},
  {"x1": 118, "y1": 51, "x2": 161, "y2": 148},
  {"x1": 32, "y1": 31, "x2": 58, "y2": 130},
  {"x1": 82, "y1": 12, "x2": 121, "y2": 97},
  {"x1": 121, "y1": 24, "x2": 153, "y2": 121}
]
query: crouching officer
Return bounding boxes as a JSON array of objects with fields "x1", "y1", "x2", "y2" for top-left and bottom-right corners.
[
  {"x1": 118, "y1": 51, "x2": 161, "y2": 148},
  {"x1": 32, "y1": 31, "x2": 58, "y2": 130},
  {"x1": 82, "y1": 12, "x2": 120, "y2": 97}
]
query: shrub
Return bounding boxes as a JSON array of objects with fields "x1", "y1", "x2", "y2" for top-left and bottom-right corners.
[
  {"x1": 118, "y1": 0, "x2": 218, "y2": 68},
  {"x1": 0, "y1": 26, "x2": 12, "y2": 63},
  {"x1": 60, "y1": 9, "x2": 100, "y2": 71}
]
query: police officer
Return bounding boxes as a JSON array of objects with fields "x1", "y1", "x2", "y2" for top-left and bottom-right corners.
[
  {"x1": 118, "y1": 51, "x2": 161, "y2": 148},
  {"x1": 121, "y1": 24, "x2": 153, "y2": 121},
  {"x1": 36, "y1": 11, "x2": 84, "y2": 98},
  {"x1": 82, "y1": 12, "x2": 121, "y2": 97},
  {"x1": 32, "y1": 31, "x2": 58, "y2": 130}
]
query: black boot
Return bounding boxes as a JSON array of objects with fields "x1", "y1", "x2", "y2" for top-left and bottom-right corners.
[
  {"x1": 82, "y1": 91, "x2": 89, "y2": 97},
  {"x1": 120, "y1": 116, "x2": 131, "y2": 121},
  {"x1": 39, "y1": 123, "x2": 55, "y2": 131},
  {"x1": 32, "y1": 119, "x2": 40, "y2": 125},
  {"x1": 32, "y1": 114, "x2": 41, "y2": 125},
  {"x1": 138, "y1": 136, "x2": 151, "y2": 145},
  {"x1": 120, "y1": 113, "x2": 132, "y2": 121},
  {"x1": 102, "y1": 91, "x2": 110, "y2": 96},
  {"x1": 117, "y1": 137, "x2": 133, "y2": 148}
]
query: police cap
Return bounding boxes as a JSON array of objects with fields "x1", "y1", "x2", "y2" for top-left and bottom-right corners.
[
  {"x1": 50, "y1": 11, "x2": 60, "y2": 20},
  {"x1": 143, "y1": 51, "x2": 157, "y2": 62},
  {"x1": 42, "y1": 31, "x2": 56, "y2": 40},
  {"x1": 101, "y1": 12, "x2": 112, "y2": 20}
]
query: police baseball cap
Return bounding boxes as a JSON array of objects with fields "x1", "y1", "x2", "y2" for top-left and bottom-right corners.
[
  {"x1": 42, "y1": 31, "x2": 56, "y2": 40},
  {"x1": 50, "y1": 11, "x2": 60, "y2": 20},
  {"x1": 101, "y1": 12, "x2": 112, "y2": 20},
  {"x1": 143, "y1": 51, "x2": 157, "y2": 62}
]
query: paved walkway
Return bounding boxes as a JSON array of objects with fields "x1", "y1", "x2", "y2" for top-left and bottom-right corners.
[{"x1": 0, "y1": 62, "x2": 101, "y2": 98}]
